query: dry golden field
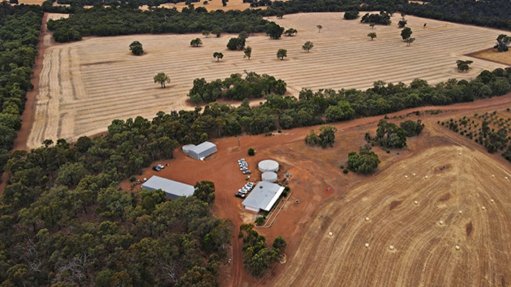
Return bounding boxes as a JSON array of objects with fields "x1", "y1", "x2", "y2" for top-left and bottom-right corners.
[
  {"x1": 28, "y1": 12, "x2": 508, "y2": 148},
  {"x1": 141, "y1": 0, "x2": 253, "y2": 11},
  {"x1": 468, "y1": 48, "x2": 511, "y2": 66},
  {"x1": 272, "y1": 144, "x2": 511, "y2": 287}
]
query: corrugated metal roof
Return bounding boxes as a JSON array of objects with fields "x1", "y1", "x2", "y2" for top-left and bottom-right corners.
[
  {"x1": 141, "y1": 176, "x2": 195, "y2": 197},
  {"x1": 242, "y1": 181, "x2": 285, "y2": 212},
  {"x1": 182, "y1": 141, "x2": 217, "y2": 160}
]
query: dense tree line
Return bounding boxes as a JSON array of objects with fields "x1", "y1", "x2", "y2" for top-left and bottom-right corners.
[
  {"x1": 188, "y1": 72, "x2": 286, "y2": 104},
  {"x1": 48, "y1": 6, "x2": 276, "y2": 42},
  {"x1": 44, "y1": 0, "x2": 511, "y2": 36},
  {"x1": 402, "y1": 0, "x2": 511, "y2": 31},
  {"x1": 239, "y1": 224, "x2": 286, "y2": 277},
  {"x1": 1, "y1": 115, "x2": 232, "y2": 285},
  {"x1": 264, "y1": 0, "x2": 511, "y2": 30},
  {"x1": 0, "y1": 4, "x2": 42, "y2": 173}
]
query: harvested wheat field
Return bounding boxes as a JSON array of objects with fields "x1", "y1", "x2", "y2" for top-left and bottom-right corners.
[
  {"x1": 141, "y1": 0, "x2": 253, "y2": 11},
  {"x1": 28, "y1": 12, "x2": 508, "y2": 148},
  {"x1": 468, "y1": 48, "x2": 511, "y2": 66},
  {"x1": 272, "y1": 144, "x2": 511, "y2": 287}
]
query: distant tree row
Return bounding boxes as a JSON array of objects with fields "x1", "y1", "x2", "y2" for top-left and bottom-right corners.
[
  {"x1": 43, "y1": 0, "x2": 511, "y2": 32},
  {"x1": 0, "y1": 4, "x2": 42, "y2": 173},
  {"x1": 262, "y1": 0, "x2": 511, "y2": 30},
  {"x1": 48, "y1": 6, "x2": 281, "y2": 43},
  {"x1": 188, "y1": 72, "x2": 286, "y2": 104}
]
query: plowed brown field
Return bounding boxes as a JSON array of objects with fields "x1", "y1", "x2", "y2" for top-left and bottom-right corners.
[{"x1": 26, "y1": 12, "x2": 508, "y2": 148}]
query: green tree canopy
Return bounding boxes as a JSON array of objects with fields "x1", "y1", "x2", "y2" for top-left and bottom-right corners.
[
  {"x1": 129, "y1": 41, "x2": 144, "y2": 56},
  {"x1": 154, "y1": 72, "x2": 171, "y2": 88}
]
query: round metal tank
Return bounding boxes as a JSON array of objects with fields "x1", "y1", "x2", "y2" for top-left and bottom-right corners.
[
  {"x1": 261, "y1": 171, "x2": 278, "y2": 182},
  {"x1": 258, "y1": 159, "x2": 279, "y2": 172}
]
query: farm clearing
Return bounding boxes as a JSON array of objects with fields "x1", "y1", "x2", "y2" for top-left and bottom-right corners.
[
  {"x1": 121, "y1": 94, "x2": 511, "y2": 287},
  {"x1": 26, "y1": 12, "x2": 508, "y2": 148}
]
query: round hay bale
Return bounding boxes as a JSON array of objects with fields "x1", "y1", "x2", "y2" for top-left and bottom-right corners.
[
  {"x1": 365, "y1": 217, "x2": 370, "y2": 221},
  {"x1": 389, "y1": 245, "x2": 395, "y2": 251},
  {"x1": 365, "y1": 243, "x2": 369, "y2": 248}
]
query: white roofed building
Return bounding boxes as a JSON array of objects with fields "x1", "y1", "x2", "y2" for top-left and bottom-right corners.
[
  {"x1": 182, "y1": 141, "x2": 217, "y2": 160},
  {"x1": 141, "y1": 176, "x2": 195, "y2": 200},
  {"x1": 242, "y1": 181, "x2": 285, "y2": 213}
]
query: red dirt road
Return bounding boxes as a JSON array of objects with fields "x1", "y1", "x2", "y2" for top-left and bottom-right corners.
[{"x1": 13, "y1": 13, "x2": 48, "y2": 151}]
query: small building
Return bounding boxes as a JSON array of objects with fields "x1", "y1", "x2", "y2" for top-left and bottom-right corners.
[
  {"x1": 182, "y1": 141, "x2": 217, "y2": 160},
  {"x1": 242, "y1": 181, "x2": 285, "y2": 213},
  {"x1": 258, "y1": 159, "x2": 279, "y2": 172},
  {"x1": 141, "y1": 175, "x2": 195, "y2": 200},
  {"x1": 261, "y1": 171, "x2": 278, "y2": 183}
]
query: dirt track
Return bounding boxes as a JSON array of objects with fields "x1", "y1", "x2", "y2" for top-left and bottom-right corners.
[{"x1": 25, "y1": 12, "x2": 507, "y2": 148}]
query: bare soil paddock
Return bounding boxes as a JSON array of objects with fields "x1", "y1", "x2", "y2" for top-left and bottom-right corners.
[{"x1": 27, "y1": 12, "x2": 507, "y2": 148}]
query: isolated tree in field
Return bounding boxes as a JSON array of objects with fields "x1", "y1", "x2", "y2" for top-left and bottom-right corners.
[
  {"x1": 344, "y1": 10, "x2": 359, "y2": 20},
  {"x1": 243, "y1": 46, "x2": 252, "y2": 59},
  {"x1": 367, "y1": 32, "x2": 377, "y2": 40},
  {"x1": 154, "y1": 72, "x2": 170, "y2": 88},
  {"x1": 227, "y1": 37, "x2": 246, "y2": 50},
  {"x1": 190, "y1": 38, "x2": 203, "y2": 47},
  {"x1": 495, "y1": 34, "x2": 510, "y2": 52},
  {"x1": 129, "y1": 41, "x2": 144, "y2": 56},
  {"x1": 213, "y1": 52, "x2": 224, "y2": 62},
  {"x1": 316, "y1": 24, "x2": 323, "y2": 33},
  {"x1": 276, "y1": 11, "x2": 284, "y2": 19},
  {"x1": 405, "y1": 37, "x2": 415, "y2": 46},
  {"x1": 456, "y1": 60, "x2": 473, "y2": 72},
  {"x1": 369, "y1": 23, "x2": 375, "y2": 29},
  {"x1": 284, "y1": 28, "x2": 298, "y2": 37},
  {"x1": 302, "y1": 41, "x2": 314, "y2": 52},
  {"x1": 221, "y1": 0, "x2": 227, "y2": 6},
  {"x1": 305, "y1": 126, "x2": 337, "y2": 148},
  {"x1": 398, "y1": 19, "x2": 407, "y2": 28},
  {"x1": 277, "y1": 49, "x2": 287, "y2": 60},
  {"x1": 401, "y1": 27, "x2": 412, "y2": 40},
  {"x1": 202, "y1": 30, "x2": 211, "y2": 38},
  {"x1": 347, "y1": 145, "x2": 380, "y2": 174}
]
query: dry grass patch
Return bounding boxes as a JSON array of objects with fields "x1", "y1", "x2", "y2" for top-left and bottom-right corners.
[{"x1": 467, "y1": 48, "x2": 511, "y2": 65}]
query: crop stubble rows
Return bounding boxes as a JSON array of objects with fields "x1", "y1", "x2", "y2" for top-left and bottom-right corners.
[
  {"x1": 273, "y1": 146, "x2": 511, "y2": 287},
  {"x1": 28, "y1": 13, "x2": 507, "y2": 148}
]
